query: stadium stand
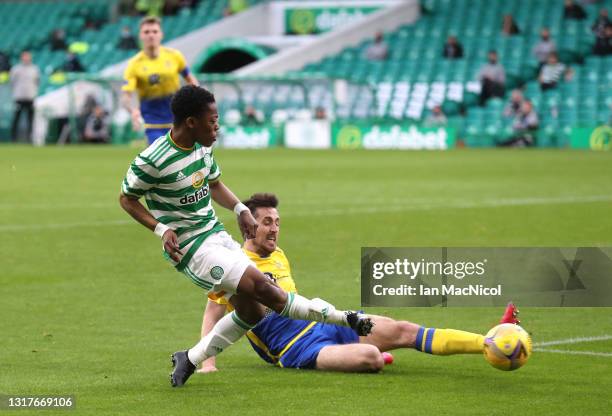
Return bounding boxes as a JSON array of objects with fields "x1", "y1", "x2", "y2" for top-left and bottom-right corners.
[
  {"x1": 0, "y1": 0, "x2": 266, "y2": 140},
  {"x1": 0, "y1": 0, "x2": 264, "y2": 94},
  {"x1": 256, "y1": 0, "x2": 610, "y2": 145},
  {"x1": 1, "y1": 0, "x2": 610, "y2": 146}
]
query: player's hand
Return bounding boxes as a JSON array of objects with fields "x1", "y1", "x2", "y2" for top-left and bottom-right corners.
[
  {"x1": 131, "y1": 109, "x2": 142, "y2": 131},
  {"x1": 238, "y1": 210, "x2": 258, "y2": 240},
  {"x1": 162, "y1": 229, "x2": 183, "y2": 262}
]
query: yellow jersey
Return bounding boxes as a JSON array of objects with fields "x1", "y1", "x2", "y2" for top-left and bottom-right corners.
[
  {"x1": 122, "y1": 46, "x2": 190, "y2": 127},
  {"x1": 209, "y1": 247, "x2": 297, "y2": 307}
]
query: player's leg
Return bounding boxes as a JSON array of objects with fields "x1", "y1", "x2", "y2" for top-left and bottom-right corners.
[
  {"x1": 174, "y1": 266, "x2": 371, "y2": 385},
  {"x1": 235, "y1": 265, "x2": 372, "y2": 335},
  {"x1": 360, "y1": 304, "x2": 519, "y2": 355},
  {"x1": 185, "y1": 293, "x2": 265, "y2": 368},
  {"x1": 171, "y1": 266, "x2": 353, "y2": 386},
  {"x1": 171, "y1": 236, "x2": 262, "y2": 387},
  {"x1": 175, "y1": 291, "x2": 266, "y2": 386},
  {"x1": 359, "y1": 316, "x2": 419, "y2": 351},
  {"x1": 197, "y1": 299, "x2": 225, "y2": 374},
  {"x1": 211, "y1": 231, "x2": 371, "y2": 333},
  {"x1": 171, "y1": 233, "x2": 370, "y2": 386},
  {"x1": 316, "y1": 344, "x2": 384, "y2": 373},
  {"x1": 172, "y1": 302, "x2": 259, "y2": 386},
  {"x1": 361, "y1": 315, "x2": 485, "y2": 355}
]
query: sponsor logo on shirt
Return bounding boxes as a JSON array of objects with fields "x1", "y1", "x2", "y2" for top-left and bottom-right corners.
[
  {"x1": 192, "y1": 171, "x2": 205, "y2": 189},
  {"x1": 179, "y1": 184, "x2": 209, "y2": 205}
]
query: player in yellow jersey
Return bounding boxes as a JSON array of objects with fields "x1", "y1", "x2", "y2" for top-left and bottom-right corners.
[
  {"x1": 121, "y1": 16, "x2": 199, "y2": 145},
  {"x1": 198, "y1": 193, "x2": 521, "y2": 372}
]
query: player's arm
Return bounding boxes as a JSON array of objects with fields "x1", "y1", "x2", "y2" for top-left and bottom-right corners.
[
  {"x1": 184, "y1": 72, "x2": 199, "y2": 86},
  {"x1": 120, "y1": 90, "x2": 135, "y2": 112},
  {"x1": 121, "y1": 90, "x2": 143, "y2": 132},
  {"x1": 118, "y1": 194, "x2": 183, "y2": 262},
  {"x1": 199, "y1": 299, "x2": 227, "y2": 372},
  {"x1": 121, "y1": 61, "x2": 142, "y2": 131},
  {"x1": 119, "y1": 158, "x2": 181, "y2": 261},
  {"x1": 118, "y1": 193, "x2": 158, "y2": 232},
  {"x1": 176, "y1": 49, "x2": 199, "y2": 86},
  {"x1": 209, "y1": 180, "x2": 257, "y2": 239},
  {"x1": 208, "y1": 180, "x2": 241, "y2": 210}
]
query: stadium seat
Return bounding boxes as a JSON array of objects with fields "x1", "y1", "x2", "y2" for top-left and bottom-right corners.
[{"x1": 1, "y1": 0, "x2": 266, "y2": 99}]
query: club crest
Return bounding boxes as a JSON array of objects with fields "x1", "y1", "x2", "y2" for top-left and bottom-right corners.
[{"x1": 203, "y1": 153, "x2": 212, "y2": 168}]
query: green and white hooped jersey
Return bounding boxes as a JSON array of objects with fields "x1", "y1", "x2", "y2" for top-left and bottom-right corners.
[{"x1": 121, "y1": 131, "x2": 225, "y2": 270}]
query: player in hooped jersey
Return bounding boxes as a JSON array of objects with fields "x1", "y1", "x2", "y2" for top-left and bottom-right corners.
[
  {"x1": 121, "y1": 16, "x2": 199, "y2": 145},
  {"x1": 199, "y1": 193, "x2": 522, "y2": 372},
  {"x1": 119, "y1": 85, "x2": 373, "y2": 387}
]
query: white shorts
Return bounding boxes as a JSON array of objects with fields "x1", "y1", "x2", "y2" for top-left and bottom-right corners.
[{"x1": 181, "y1": 231, "x2": 254, "y2": 296}]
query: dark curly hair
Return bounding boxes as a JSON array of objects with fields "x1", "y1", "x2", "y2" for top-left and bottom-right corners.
[
  {"x1": 171, "y1": 85, "x2": 215, "y2": 125},
  {"x1": 242, "y1": 193, "x2": 279, "y2": 217}
]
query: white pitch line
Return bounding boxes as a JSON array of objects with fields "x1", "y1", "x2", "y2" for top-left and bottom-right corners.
[
  {"x1": 534, "y1": 335, "x2": 612, "y2": 347},
  {"x1": 534, "y1": 348, "x2": 612, "y2": 357}
]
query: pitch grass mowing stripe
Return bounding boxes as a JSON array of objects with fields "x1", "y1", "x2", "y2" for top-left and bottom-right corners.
[
  {"x1": 0, "y1": 219, "x2": 133, "y2": 231},
  {"x1": 295, "y1": 194, "x2": 612, "y2": 217},
  {"x1": 3, "y1": 193, "x2": 611, "y2": 212},
  {"x1": 3, "y1": 194, "x2": 612, "y2": 232},
  {"x1": 1, "y1": 148, "x2": 611, "y2": 415}
]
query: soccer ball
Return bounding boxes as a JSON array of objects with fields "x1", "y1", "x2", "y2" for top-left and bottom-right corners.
[{"x1": 483, "y1": 323, "x2": 532, "y2": 371}]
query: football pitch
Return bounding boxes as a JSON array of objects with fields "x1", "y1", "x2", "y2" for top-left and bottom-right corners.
[{"x1": 1, "y1": 146, "x2": 611, "y2": 415}]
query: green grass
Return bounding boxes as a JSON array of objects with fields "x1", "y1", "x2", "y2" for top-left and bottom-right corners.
[{"x1": 1, "y1": 146, "x2": 611, "y2": 415}]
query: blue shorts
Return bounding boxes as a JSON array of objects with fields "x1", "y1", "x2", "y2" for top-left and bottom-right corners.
[
  {"x1": 145, "y1": 128, "x2": 170, "y2": 145},
  {"x1": 278, "y1": 322, "x2": 359, "y2": 369}
]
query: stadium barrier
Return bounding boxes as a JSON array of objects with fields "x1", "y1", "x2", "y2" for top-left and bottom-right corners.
[
  {"x1": 35, "y1": 73, "x2": 455, "y2": 149},
  {"x1": 220, "y1": 124, "x2": 281, "y2": 148},
  {"x1": 570, "y1": 125, "x2": 612, "y2": 150},
  {"x1": 12, "y1": 73, "x2": 609, "y2": 150},
  {"x1": 218, "y1": 121, "x2": 455, "y2": 150}
]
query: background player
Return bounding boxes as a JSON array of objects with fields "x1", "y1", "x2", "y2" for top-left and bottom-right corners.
[
  {"x1": 121, "y1": 16, "x2": 199, "y2": 145},
  {"x1": 119, "y1": 85, "x2": 372, "y2": 387},
  {"x1": 199, "y1": 193, "x2": 521, "y2": 372}
]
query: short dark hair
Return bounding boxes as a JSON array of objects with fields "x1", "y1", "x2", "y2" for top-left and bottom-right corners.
[
  {"x1": 171, "y1": 85, "x2": 215, "y2": 125},
  {"x1": 140, "y1": 16, "x2": 161, "y2": 28},
  {"x1": 242, "y1": 193, "x2": 279, "y2": 217}
]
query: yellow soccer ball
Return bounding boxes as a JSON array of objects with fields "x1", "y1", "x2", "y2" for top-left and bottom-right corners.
[{"x1": 483, "y1": 323, "x2": 532, "y2": 371}]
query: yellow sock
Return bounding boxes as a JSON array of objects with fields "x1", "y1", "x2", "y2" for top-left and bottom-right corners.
[{"x1": 416, "y1": 327, "x2": 485, "y2": 355}]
